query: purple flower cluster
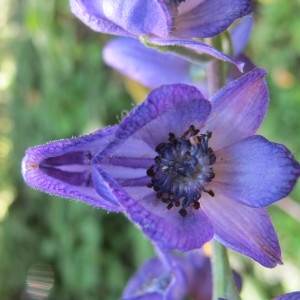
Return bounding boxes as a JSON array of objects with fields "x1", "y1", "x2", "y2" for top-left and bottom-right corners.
[
  {"x1": 122, "y1": 250, "x2": 241, "y2": 300},
  {"x1": 22, "y1": 0, "x2": 300, "y2": 298},
  {"x1": 70, "y1": 0, "x2": 252, "y2": 70},
  {"x1": 103, "y1": 16, "x2": 254, "y2": 93}
]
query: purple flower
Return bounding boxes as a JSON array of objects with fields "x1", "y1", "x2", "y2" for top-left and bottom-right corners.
[
  {"x1": 102, "y1": 16, "x2": 255, "y2": 95},
  {"x1": 273, "y1": 292, "x2": 300, "y2": 300},
  {"x1": 70, "y1": 0, "x2": 253, "y2": 71},
  {"x1": 22, "y1": 68, "x2": 300, "y2": 267},
  {"x1": 122, "y1": 250, "x2": 241, "y2": 300}
]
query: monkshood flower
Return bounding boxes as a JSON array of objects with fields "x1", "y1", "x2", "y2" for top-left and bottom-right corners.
[
  {"x1": 22, "y1": 68, "x2": 300, "y2": 267},
  {"x1": 122, "y1": 250, "x2": 241, "y2": 300},
  {"x1": 273, "y1": 292, "x2": 300, "y2": 300},
  {"x1": 70, "y1": 0, "x2": 253, "y2": 71},
  {"x1": 103, "y1": 16, "x2": 254, "y2": 95}
]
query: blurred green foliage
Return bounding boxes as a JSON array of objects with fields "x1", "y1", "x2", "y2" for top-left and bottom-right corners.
[
  {"x1": 0, "y1": 0, "x2": 299, "y2": 299},
  {"x1": 1, "y1": 0, "x2": 154, "y2": 299}
]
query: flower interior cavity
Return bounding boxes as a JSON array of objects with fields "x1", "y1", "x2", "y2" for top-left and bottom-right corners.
[
  {"x1": 165, "y1": 0, "x2": 185, "y2": 5},
  {"x1": 147, "y1": 125, "x2": 216, "y2": 217},
  {"x1": 39, "y1": 151, "x2": 94, "y2": 187}
]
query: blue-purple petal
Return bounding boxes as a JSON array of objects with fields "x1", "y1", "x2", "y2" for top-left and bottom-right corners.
[
  {"x1": 103, "y1": 38, "x2": 192, "y2": 88},
  {"x1": 212, "y1": 135, "x2": 300, "y2": 207},
  {"x1": 71, "y1": 0, "x2": 171, "y2": 38},
  {"x1": 95, "y1": 85, "x2": 211, "y2": 160},
  {"x1": 22, "y1": 126, "x2": 122, "y2": 211},
  {"x1": 101, "y1": 0, "x2": 171, "y2": 37},
  {"x1": 205, "y1": 68, "x2": 268, "y2": 150},
  {"x1": 70, "y1": 0, "x2": 133, "y2": 37},
  {"x1": 174, "y1": 0, "x2": 252, "y2": 38},
  {"x1": 231, "y1": 15, "x2": 253, "y2": 56},
  {"x1": 147, "y1": 37, "x2": 245, "y2": 72},
  {"x1": 122, "y1": 249, "x2": 241, "y2": 300},
  {"x1": 201, "y1": 193, "x2": 282, "y2": 268},
  {"x1": 93, "y1": 167, "x2": 214, "y2": 251},
  {"x1": 122, "y1": 256, "x2": 187, "y2": 300},
  {"x1": 273, "y1": 292, "x2": 300, "y2": 300}
]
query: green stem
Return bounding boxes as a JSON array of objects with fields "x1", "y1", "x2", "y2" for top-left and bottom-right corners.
[
  {"x1": 207, "y1": 35, "x2": 241, "y2": 300},
  {"x1": 212, "y1": 240, "x2": 241, "y2": 300},
  {"x1": 206, "y1": 34, "x2": 225, "y2": 96}
]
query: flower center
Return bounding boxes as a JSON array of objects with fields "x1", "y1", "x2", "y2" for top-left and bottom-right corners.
[{"x1": 146, "y1": 125, "x2": 216, "y2": 217}]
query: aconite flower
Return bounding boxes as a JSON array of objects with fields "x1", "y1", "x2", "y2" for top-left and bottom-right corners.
[
  {"x1": 70, "y1": 0, "x2": 253, "y2": 70},
  {"x1": 102, "y1": 16, "x2": 254, "y2": 93},
  {"x1": 122, "y1": 250, "x2": 241, "y2": 300},
  {"x1": 22, "y1": 68, "x2": 300, "y2": 267}
]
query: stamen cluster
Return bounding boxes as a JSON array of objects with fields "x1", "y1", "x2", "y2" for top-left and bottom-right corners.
[{"x1": 147, "y1": 125, "x2": 216, "y2": 217}]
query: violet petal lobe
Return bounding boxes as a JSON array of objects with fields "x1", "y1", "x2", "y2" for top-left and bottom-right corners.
[
  {"x1": 101, "y1": 0, "x2": 171, "y2": 38},
  {"x1": 95, "y1": 84, "x2": 211, "y2": 159},
  {"x1": 70, "y1": 0, "x2": 133, "y2": 37},
  {"x1": 204, "y1": 68, "x2": 268, "y2": 150},
  {"x1": 22, "y1": 126, "x2": 122, "y2": 212},
  {"x1": 212, "y1": 135, "x2": 300, "y2": 207},
  {"x1": 122, "y1": 255, "x2": 187, "y2": 300},
  {"x1": 103, "y1": 37, "x2": 192, "y2": 88},
  {"x1": 147, "y1": 36, "x2": 245, "y2": 72},
  {"x1": 231, "y1": 15, "x2": 253, "y2": 56},
  {"x1": 92, "y1": 166, "x2": 214, "y2": 251},
  {"x1": 201, "y1": 192, "x2": 282, "y2": 268},
  {"x1": 175, "y1": 0, "x2": 253, "y2": 38},
  {"x1": 273, "y1": 292, "x2": 300, "y2": 300}
]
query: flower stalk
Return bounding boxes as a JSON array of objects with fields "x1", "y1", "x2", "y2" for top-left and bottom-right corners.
[
  {"x1": 212, "y1": 240, "x2": 241, "y2": 300},
  {"x1": 208, "y1": 35, "x2": 241, "y2": 300},
  {"x1": 207, "y1": 34, "x2": 226, "y2": 96}
]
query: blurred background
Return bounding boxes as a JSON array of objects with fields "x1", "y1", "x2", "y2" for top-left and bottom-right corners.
[{"x1": 0, "y1": 0, "x2": 299, "y2": 299}]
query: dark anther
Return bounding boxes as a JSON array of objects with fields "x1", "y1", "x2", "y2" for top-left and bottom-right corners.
[
  {"x1": 189, "y1": 125, "x2": 195, "y2": 131},
  {"x1": 210, "y1": 173, "x2": 215, "y2": 179},
  {"x1": 208, "y1": 148, "x2": 216, "y2": 164},
  {"x1": 190, "y1": 125, "x2": 200, "y2": 136},
  {"x1": 206, "y1": 131, "x2": 212, "y2": 139},
  {"x1": 193, "y1": 201, "x2": 200, "y2": 210},
  {"x1": 155, "y1": 143, "x2": 166, "y2": 153},
  {"x1": 167, "y1": 203, "x2": 174, "y2": 210},
  {"x1": 146, "y1": 166, "x2": 155, "y2": 177},
  {"x1": 156, "y1": 192, "x2": 162, "y2": 199},
  {"x1": 154, "y1": 156, "x2": 161, "y2": 164},
  {"x1": 196, "y1": 136, "x2": 202, "y2": 143},
  {"x1": 174, "y1": 201, "x2": 180, "y2": 207},
  {"x1": 153, "y1": 185, "x2": 160, "y2": 192},
  {"x1": 147, "y1": 182, "x2": 153, "y2": 188},
  {"x1": 162, "y1": 198, "x2": 169, "y2": 203},
  {"x1": 179, "y1": 208, "x2": 187, "y2": 217},
  {"x1": 168, "y1": 132, "x2": 176, "y2": 142},
  {"x1": 183, "y1": 124, "x2": 200, "y2": 139},
  {"x1": 205, "y1": 189, "x2": 215, "y2": 197}
]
